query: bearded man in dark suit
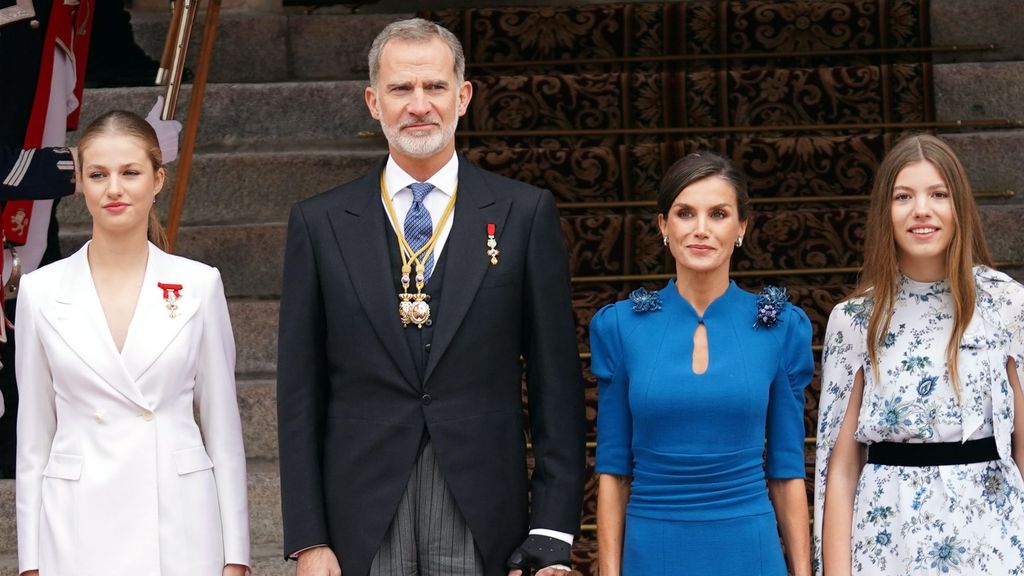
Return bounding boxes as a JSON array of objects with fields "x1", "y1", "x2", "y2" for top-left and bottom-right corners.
[{"x1": 277, "y1": 17, "x2": 586, "y2": 576}]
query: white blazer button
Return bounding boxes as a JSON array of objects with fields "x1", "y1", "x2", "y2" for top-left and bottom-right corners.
[
  {"x1": 142, "y1": 410, "x2": 155, "y2": 421},
  {"x1": 93, "y1": 413, "x2": 105, "y2": 424}
]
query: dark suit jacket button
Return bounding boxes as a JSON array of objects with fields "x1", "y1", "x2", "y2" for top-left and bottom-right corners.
[
  {"x1": 424, "y1": 343, "x2": 431, "y2": 353},
  {"x1": 421, "y1": 394, "x2": 432, "y2": 406}
]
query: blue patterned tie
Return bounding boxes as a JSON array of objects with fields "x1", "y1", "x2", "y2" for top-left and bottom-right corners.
[{"x1": 405, "y1": 182, "x2": 435, "y2": 281}]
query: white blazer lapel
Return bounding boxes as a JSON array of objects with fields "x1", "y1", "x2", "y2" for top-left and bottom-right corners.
[
  {"x1": 120, "y1": 244, "x2": 200, "y2": 382},
  {"x1": 39, "y1": 244, "x2": 152, "y2": 410}
]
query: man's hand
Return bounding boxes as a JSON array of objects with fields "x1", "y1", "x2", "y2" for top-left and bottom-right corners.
[
  {"x1": 506, "y1": 535, "x2": 572, "y2": 576},
  {"x1": 295, "y1": 546, "x2": 341, "y2": 576}
]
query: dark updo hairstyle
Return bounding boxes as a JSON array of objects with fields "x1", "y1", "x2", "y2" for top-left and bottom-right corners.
[
  {"x1": 657, "y1": 151, "x2": 751, "y2": 222},
  {"x1": 78, "y1": 110, "x2": 168, "y2": 250}
]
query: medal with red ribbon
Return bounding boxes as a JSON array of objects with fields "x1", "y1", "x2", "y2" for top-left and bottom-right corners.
[
  {"x1": 486, "y1": 223, "x2": 499, "y2": 265},
  {"x1": 157, "y1": 282, "x2": 183, "y2": 318}
]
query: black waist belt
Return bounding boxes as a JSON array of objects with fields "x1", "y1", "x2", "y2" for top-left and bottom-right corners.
[{"x1": 866, "y1": 437, "x2": 999, "y2": 467}]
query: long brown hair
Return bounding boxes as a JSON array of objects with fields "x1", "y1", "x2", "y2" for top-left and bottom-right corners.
[
  {"x1": 78, "y1": 110, "x2": 169, "y2": 250},
  {"x1": 853, "y1": 134, "x2": 993, "y2": 396}
]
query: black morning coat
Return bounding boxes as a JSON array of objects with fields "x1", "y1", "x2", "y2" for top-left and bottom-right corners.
[{"x1": 277, "y1": 155, "x2": 586, "y2": 576}]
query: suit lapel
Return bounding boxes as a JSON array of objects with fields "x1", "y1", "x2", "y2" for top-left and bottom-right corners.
[
  {"x1": 120, "y1": 245, "x2": 200, "y2": 382},
  {"x1": 326, "y1": 162, "x2": 419, "y2": 389},
  {"x1": 39, "y1": 244, "x2": 152, "y2": 410},
  {"x1": 423, "y1": 159, "x2": 511, "y2": 383}
]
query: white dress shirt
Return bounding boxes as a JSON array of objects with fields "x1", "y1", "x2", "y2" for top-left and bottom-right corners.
[{"x1": 381, "y1": 153, "x2": 458, "y2": 263}]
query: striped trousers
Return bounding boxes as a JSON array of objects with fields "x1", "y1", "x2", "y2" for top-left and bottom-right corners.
[{"x1": 368, "y1": 442, "x2": 486, "y2": 576}]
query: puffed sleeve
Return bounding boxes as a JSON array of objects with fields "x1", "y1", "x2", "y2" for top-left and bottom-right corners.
[
  {"x1": 194, "y1": 268, "x2": 250, "y2": 568},
  {"x1": 812, "y1": 300, "x2": 868, "y2": 575},
  {"x1": 591, "y1": 303, "x2": 633, "y2": 475},
  {"x1": 995, "y1": 273, "x2": 1024, "y2": 461},
  {"x1": 765, "y1": 303, "x2": 814, "y2": 478},
  {"x1": 1003, "y1": 276, "x2": 1024, "y2": 393}
]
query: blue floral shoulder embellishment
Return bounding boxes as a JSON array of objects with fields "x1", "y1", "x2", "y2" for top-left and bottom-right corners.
[
  {"x1": 629, "y1": 287, "x2": 662, "y2": 313},
  {"x1": 754, "y1": 285, "x2": 789, "y2": 328}
]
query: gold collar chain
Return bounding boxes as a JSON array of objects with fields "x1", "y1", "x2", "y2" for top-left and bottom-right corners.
[{"x1": 380, "y1": 171, "x2": 458, "y2": 328}]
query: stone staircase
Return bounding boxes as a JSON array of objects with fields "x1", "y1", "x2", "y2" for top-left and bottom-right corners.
[{"x1": 2, "y1": 1, "x2": 1023, "y2": 574}]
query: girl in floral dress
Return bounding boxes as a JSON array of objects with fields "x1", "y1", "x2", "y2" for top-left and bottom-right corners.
[{"x1": 813, "y1": 134, "x2": 1024, "y2": 575}]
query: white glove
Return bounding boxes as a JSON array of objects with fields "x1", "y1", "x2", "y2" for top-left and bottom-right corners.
[{"x1": 145, "y1": 96, "x2": 183, "y2": 164}]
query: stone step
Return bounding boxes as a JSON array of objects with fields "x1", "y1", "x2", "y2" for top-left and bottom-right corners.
[
  {"x1": 58, "y1": 225, "x2": 287, "y2": 299},
  {"x1": 247, "y1": 461, "x2": 284, "y2": 547},
  {"x1": 74, "y1": 81, "x2": 378, "y2": 150},
  {"x1": 250, "y1": 543, "x2": 293, "y2": 576},
  {"x1": 931, "y1": 0, "x2": 1024, "y2": 63},
  {"x1": 230, "y1": 301, "x2": 281, "y2": 376},
  {"x1": 946, "y1": 130, "x2": 1024, "y2": 205},
  {"x1": 238, "y1": 379, "x2": 278, "y2": 461},
  {"x1": 56, "y1": 146, "x2": 384, "y2": 228},
  {"x1": 934, "y1": 61, "x2": 1024, "y2": 122},
  {"x1": 0, "y1": 480, "x2": 11, "y2": 557},
  {"x1": 130, "y1": 11, "x2": 291, "y2": 84},
  {"x1": 126, "y1": 12, "x2": 407, "y2": 83},
  {"x1": 70, "y1": 61, "x2": 1023, "y2": 152}
]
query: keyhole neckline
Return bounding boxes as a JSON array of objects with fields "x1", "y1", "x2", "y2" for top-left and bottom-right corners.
[{"x1": 665, "y1": 278, "x2": 740, "y2": 321}]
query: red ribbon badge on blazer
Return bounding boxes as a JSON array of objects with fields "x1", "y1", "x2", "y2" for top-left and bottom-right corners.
[
  {"x1": 157, "y1": 282, "x2": 183, "y2": 319},
  {"x1": 486, "y1": 223, "x2": 499, "y2": 265}
]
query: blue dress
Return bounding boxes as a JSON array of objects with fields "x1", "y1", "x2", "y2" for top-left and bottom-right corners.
[{"x1": 591, "y1": 280, "x2": 814, "y2": 575}]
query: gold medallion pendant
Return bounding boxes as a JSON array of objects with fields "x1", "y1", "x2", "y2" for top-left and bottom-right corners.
[
  {"x1": 398, "y1": 293, "x2": 431, "y2": 328},
  {"x1": 398, "y1": 268, "x2": 431, "y2": 329}
]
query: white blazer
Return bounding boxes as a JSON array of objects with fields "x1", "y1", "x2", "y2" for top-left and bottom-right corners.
[{"x1": 15, "y1": 242, "x2": 249, "y2": 576}]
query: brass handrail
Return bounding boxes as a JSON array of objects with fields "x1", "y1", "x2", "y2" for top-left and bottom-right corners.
[
  {"x1": 466, "y1": 43, "x2": 999, "y2": 70},
  {"x1": 160, "y1": 0, "x2": 223, "y2": 252},
  {"x1": 159, "y1": 0, "x2": 197, "y2": 117},
  {"x1": 555, "y1": 190, "x2": 1014, "y2": 210},
  {"x1": 457, "y1": 119, "x2": 1023, "y2": 139},
  {"x1": 156, "y1": 0, "x2": 185, "y2": 87}
]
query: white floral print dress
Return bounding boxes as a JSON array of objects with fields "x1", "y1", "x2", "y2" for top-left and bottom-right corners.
[{"x1": 812, "y1": 266, "x2": 1024, "y2": 575}]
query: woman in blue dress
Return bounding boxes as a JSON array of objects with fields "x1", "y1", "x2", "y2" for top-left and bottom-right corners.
[{"x1": 592, "y1": 151, "x2": 814, "y2": 576}]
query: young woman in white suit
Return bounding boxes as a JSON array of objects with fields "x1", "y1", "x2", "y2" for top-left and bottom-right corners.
[{"x1": 15, "y1": 111, "x2": 249, "y2": 576}]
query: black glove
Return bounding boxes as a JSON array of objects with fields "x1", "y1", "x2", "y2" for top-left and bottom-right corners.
[{"x1": 506, "y1": 534, "x2": 571, "y2": 572}]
